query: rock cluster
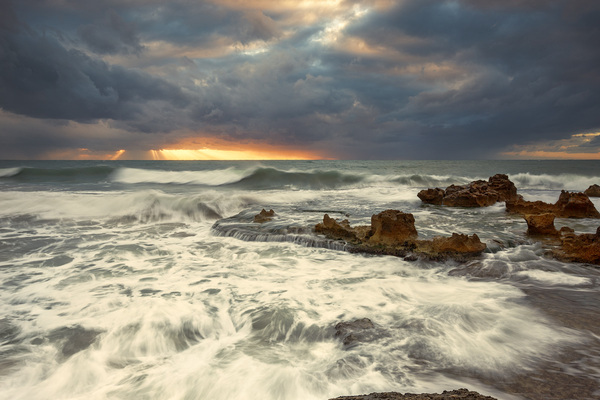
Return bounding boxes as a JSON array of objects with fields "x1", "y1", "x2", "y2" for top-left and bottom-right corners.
[
  {"x1": 329, "y1": 388, "x2": 497, "y2": 400},
  {"x1": 507, "y1": 190, "x2": 600, "y2": 218},
  {"x1": 315, "y1": 210, "x2": 486, "y2": 260},
  {"x1": 418, "y1": 174, "x2": 518, "y2": 207},
  {"x1": 553, "y1": 226, "x2": 600, "y2": 264}
]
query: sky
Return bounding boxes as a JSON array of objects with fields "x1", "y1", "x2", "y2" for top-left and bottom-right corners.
[{"x1": 1, "y1": 0, "x2": 599, "y2": 160}]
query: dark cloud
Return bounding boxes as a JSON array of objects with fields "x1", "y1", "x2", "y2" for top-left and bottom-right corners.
[
  {"x1": 78, "y1": 10, "x2": 143, "y2": 55},
  {"x1": 0, "y1": 21, "x2": 190, "y2": 127},
  {"x1": 1, "y1": 0, "x2": 600, "y2": 159}
]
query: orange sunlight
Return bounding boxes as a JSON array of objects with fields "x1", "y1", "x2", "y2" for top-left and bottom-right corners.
[
  {"x1": 149, "y1": 147, "x2": 323, "y2": 160},
  {"x1": 501, "y1": 150, "x2": 600, "y2": 160}
]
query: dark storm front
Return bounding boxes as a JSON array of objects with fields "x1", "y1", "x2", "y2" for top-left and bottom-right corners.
[{"x1": 0, "y1": 160, "x2": 599, "y2": 400}]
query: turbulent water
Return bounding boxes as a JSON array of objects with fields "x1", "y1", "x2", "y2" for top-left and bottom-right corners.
[{"x1": 1, "y1": 160, "x2": 599, "y2": 400}]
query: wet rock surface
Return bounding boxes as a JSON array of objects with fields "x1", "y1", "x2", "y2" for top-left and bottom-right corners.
[
  {"x1": 506, "y1": 190, "x2": 600, "y2": 218},
  {"x1": 315, "y1": 210, "x2": 486, "y2": 260},
  {"x1": 553, "y1": 226, "x2": 600, "y2": 264},
  {"x1": 334, "y1": 318, "x2": 379, "y2": 348},
  {"x1": 524, "y1": 213, "x2": 559, "y2": 236},
  {"x1": 329, "y1": 388, "x2": 497, "y2": 400},
  {"x1": 253, "y1": 209, "x2": 275, "y2": 223},
  {"x1": 418, "y1": 174, "x2": 518, "y2": 207},
  {"x1": 584, "y1": 184, "x2": 600, "y2": 197}
]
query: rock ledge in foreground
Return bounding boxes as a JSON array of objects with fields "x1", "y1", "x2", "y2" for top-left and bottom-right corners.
[{"x1": 329, "y1": 388, "x2": 497, "y2": 400}]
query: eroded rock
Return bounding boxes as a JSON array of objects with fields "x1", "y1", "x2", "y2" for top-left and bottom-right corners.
[
  {"x1": 315, "y1": 210, "x2": 486, "y2": 260},
  {"x1": 584, "y1": 184, "x2": 600, "y2": 197},
  {"x1": 254, "y1": 209, "x2": 275, "y2": 223},
  {"x1": 524, "y1": 213, "x2": 558, "y2": 236},
  {"x1": 329, "y1": 388, "x2": 498, "y2": 400},
  {"x1": 507, "y1": 191, "x2": 600, "y2": 218},
  {"x1": 553, "y1": 226, "x2": 600, "y2": 264},
  {"x1": 418, "y1": 174, "x2": 518, "y2": 207},
  {"x1": 334, "y1": 318, "x2": 376, "y2": 348}
]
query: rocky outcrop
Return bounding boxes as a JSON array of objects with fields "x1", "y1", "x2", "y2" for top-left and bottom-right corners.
[
  {"x1": 506, "y1": 191, "x2": 600, "y2": 218},
  {"x1": 553, "y1": 226, "x2": 600, "y2": 265},
  {"x1": 254, "y1": 209, "x2": 275, "y2": 223},
  {"x1": 315, "y1": 210, "x2": 486, "y2": 260},
  {"x1": 418, "y1": 174, "x2": 518, "y2": 207},
  {"x1": 584, "y1": 184, "x2": 600, "y2": 197},
  {"x1": 329, "y1": 388, "x2": 497, "y2": 400},
  {"x1": 524, "y1": 213, "x2": 559, "y2": 236},
  {"x1": 369, "y1": 210, "x2": 418, "y2": 245}
]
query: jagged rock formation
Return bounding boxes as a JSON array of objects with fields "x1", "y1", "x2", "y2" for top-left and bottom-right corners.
[
  {"x1": 329, "y1": 388, "x2": 497, "y2": 400},
  {"x1": 507, "y1": 191, "x2": 600, "y2": 218},
  {"x1": 418, "y1": 174, "x2": 518, "y2": 207},
  {"x1": 253, "y1": 209, "x2": 275, "y2": 223},
  {"x1": 584, "y1": 184, "x2": 600, "y2": 197},
  {"x1": 553, "y1": 226, "x2": 600, "y2": 264},
  {"x1": 315, "y1": 210, "x2": 486, "y2": 260},
  {"x1": 524, "y1": 213, "x2": 559, "y2": 236}
]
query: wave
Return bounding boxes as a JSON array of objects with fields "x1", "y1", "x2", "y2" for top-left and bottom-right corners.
[
  {"x1": 0, "y1": 190, "x2": 256, "y2": 224},
  {"x1": 110, "y1": 167, "x2": 252, "y2": 186},
  {"x1": 510, "y1": 172, "x2": 599, "y2": 191},
  {"x1": 0, "y1": 166, "x2": 115, "y2": 182}
]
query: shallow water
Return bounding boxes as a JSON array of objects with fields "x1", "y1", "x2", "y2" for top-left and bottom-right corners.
[{"x1": 0, "y1": 160, "x2": 599, "y2": 400}]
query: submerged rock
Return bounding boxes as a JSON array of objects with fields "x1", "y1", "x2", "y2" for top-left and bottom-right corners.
[
  {"x1": 334, "y1": 318, "x2": 376, "y2": 348},
  {"x1": 253, "y1": 209, "x2": 275, "y2": 223},
  {"x1": 418, "y1": 174, "x2": 518, "y2": 207},
  {"x1": 506, "y1": 191, "x2": 600, "y2": 218},
  {"x1": 329, "y1": 388, "x2": 497, "y2": 400},
  {"x1": 315, "y1": 210, "x2": 486, "y2": 260},
  {"x1": 584, "y1": 184, "x2": 600, "y2": 197}
]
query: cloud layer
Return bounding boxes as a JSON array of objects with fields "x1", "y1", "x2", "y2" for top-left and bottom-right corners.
[{"x1": 1, "y1": 0, "x2": 599, "y2": 159}]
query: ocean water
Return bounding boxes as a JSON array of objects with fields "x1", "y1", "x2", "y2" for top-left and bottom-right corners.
[{"x1": 0, "y1": 160, "x2": 599, "y2": 400}]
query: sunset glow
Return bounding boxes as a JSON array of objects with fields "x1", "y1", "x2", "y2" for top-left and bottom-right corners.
[{"x1": 148, "y1": 147, "x2": 323, "y2": 160}]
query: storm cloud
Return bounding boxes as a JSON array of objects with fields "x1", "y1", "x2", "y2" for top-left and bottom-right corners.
[{"x1": 1, "y1": 0, "x2": 599, "y2": 159}]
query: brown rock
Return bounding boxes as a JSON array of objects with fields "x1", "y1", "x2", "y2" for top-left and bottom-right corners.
[
  {"x1": 369, "y1": 210, "x2": 418, "y2": 245},
  {"x1": 506, "y1": 191, "x2": 600, "y2": 218},
  {"x1": 584, "y1": 184, "x2": 600, "y2": 197},
  {"x1": 524, "y1": 213, "x2": 558, "y2": 236},
  {"x1": 554, "y1": 226, "x2": 600, "y2": 264},
  {"x1": 417, "y1": 188, "x2": 444, "y2": 205},
  {"x1": 419, "y1": 175, "x2": 518, "y2": 207},
  {"x1": 417, "y1": 233, "x2": 486, "y2": 255},
  {"x1": 253, "y1": 209, "x2": 275, "y2": 223},
  {"x1": 554, "y1": 190, "x2": 600, "y2": 218},
  {"x1": 315, "y1": 210, "x2": 485, "y2": 260},
  {"x1": 329, "y1": 388, "x2": 497, "y2": 400}
]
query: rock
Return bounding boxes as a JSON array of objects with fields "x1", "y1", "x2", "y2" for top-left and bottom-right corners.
[
  {"x1": 417, "y1": 188, "x2": 444, "y2": 205},
  {"x1": 553, "y1": 226, "x2": 600, "y2": 264},
  {"x1": 253, "y1": 209, "x2": 275, "y2": 223},
  {"x1": 329, "y1": 388, "x2": 498, "y2": 400},
  {"x1": 315, "y1": 214, "x2": 367, "y2": 243},
  {"x1": 418, "y1": 174, "x2": 518, "y2": 207},
  {"x1": 584, "y1": 184, "x2": 600, "y2": 197},
  {"x1": 506, "y1": 191, "x2": 600, "y2": 218},
  {"x1": 334, "y1": 318, "x2": 376, "y2": 347},
  {"x1": 418, "y1": 233, "x2": 487, "y2": 256},
  {"x1": 369, "y1": 210, "x2": 418, "y2": 245},
  {"x1": 315, "y1": 210, "x2": 486, "y2": 260},
  {"x1": 524, "y1": 213, "x2": 558, "y2": 236},
  {"x1": 554, "y1": 191, "x2": 600, "y2": 218}
]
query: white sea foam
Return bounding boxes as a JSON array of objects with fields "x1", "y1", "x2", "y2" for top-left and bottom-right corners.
[
  {"x1": 515, "y1": 270, "x2": 592, "y2": 286},
  {"x1": 510, "y1": 172, "x2": 599, "y2": 191}
]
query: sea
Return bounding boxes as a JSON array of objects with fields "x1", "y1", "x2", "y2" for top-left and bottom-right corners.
[{"x1": 0, "y1": 160, "x2": 599, "y2": 400}]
